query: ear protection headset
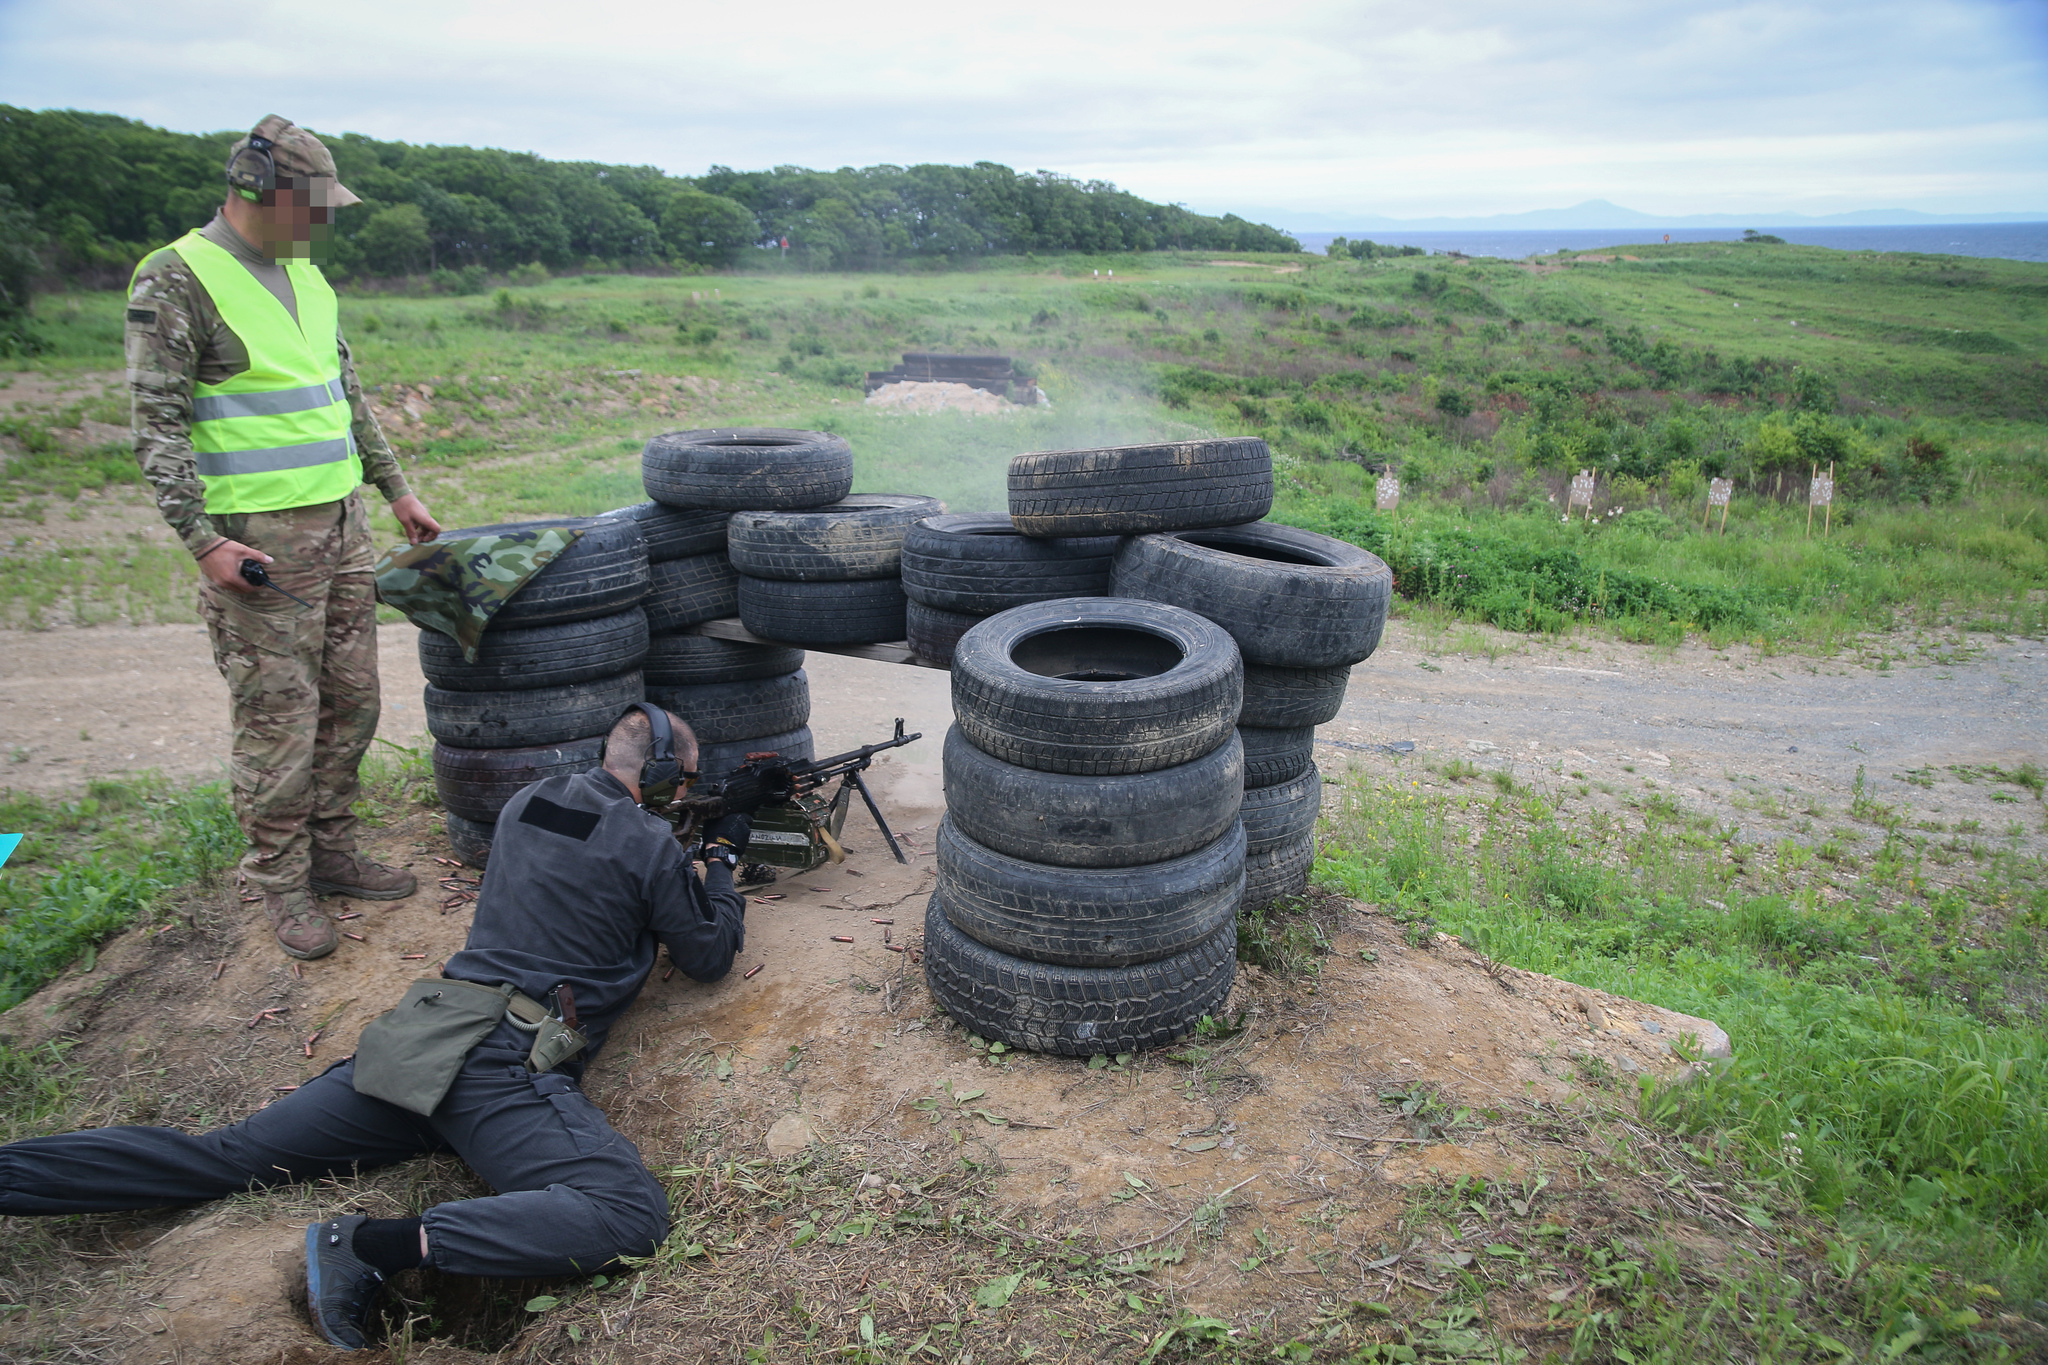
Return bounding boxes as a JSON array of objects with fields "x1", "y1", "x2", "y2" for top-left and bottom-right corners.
[
  {"x1": 226, "y1": 132, "x2": 277, "y2": 202},
  {"x1": 602, "y1": 702, "x2": 693, "y2": 802}
]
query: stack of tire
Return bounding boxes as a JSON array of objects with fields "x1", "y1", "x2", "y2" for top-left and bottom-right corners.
[
  {"x1": 729, "y1": 494, "x2": 941, "y2": 653},
  {"x1": 1111, "y1": 521, "x2": 1393, "y2": 912},
  {"x1": 632, "y1": 427, "x2": 847, "y2": 779},
  {"x1": 927, "y1": 598, "x2": 1246, "y2": 1056},
  {"x1": 898, "y1": 514, "x2": 1119, "y2": 666},
  {"x1": 421, "y1": 516, "x2": 652, "y2": 868}
]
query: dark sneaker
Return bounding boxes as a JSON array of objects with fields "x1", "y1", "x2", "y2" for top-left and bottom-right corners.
[
  {"x1": 311, "y1": 849, "x2": 417, "y2": 901},
  {"x1": 305, "y1": 1215, "x2": 385, "y2": 1350},
  {"x1": 266, "y1": 889, "x2": 337, "y2": 960}
]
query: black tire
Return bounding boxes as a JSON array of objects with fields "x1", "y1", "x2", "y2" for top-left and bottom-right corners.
[
  {"x1": 418, "y1": 609, "x2": 649, "y2": 692},
  {"x1": 643, "y1": 633, "x2": 804, "y2": 687},
  {"x1": 950, "y1": 598, "x2": 1241, "y2": 777},
  {"x1": 728, "y1": 496, "x2": 944, "y2": 582},
  {"x1": 444, "y1": 812, "x2": 495, "y2": 869},
  {"x1": 1243, "y1": 833, "x2": 1315, "y2": 910},
  {"x1": 907, "y1": 601, "x2": 984, "y2": 667},
  {"x1": 642, "y1": 428, "x2": 853, "y2": 511},
  {"x1": 431, "y1": 517, "x2": 649, "y2": 629},
  {"x1": 1240, "y1": 662, "x2": 1351, "y2": 729},
  {"x1": 937, "y1": 818, "x2": 1244, "y2": 967},
  {"x1": 646, "y1": 670, "x2": 810, "y2": 745},
  {"x1": 433, "y1": 736, "x2": 607, "y2": 823},
  {"x1": 1111, "y1": 522, "x2": 1392, "y2": 669},
  {"x1": 1240, "y1": 725, "x2": 1315, "y2": 789},
  {"x1": 924, "y1": 894, "x2": 1237, "y2": 1057},
  {"x1": 737, "y1": 576, "x2": 907, "y2": 646},
  {"x1": 1008, "y1": 438, "x2": 1273, "y2": 537},
  {"x1": 942, "y1": 725, "x2": 1242, "y2": 868},
  {"x1": 424, "y1": 671, "x2": 644, "y2": 749},
  {"x1": 901, "y1": 514, "x2": 1118, "y2": 614},
  {"x1": 645, "y1": 552, "x2": 739, "y2": 633},
  {"x1": 600, "y1": 501, "x2": 730, "y2": 562},
  {"x1": 1242, "y1": 763, "x2": 1320, "y2": 855},
  {"x1": 696, "y1": 725, "x2": 814, "y2": 783}
]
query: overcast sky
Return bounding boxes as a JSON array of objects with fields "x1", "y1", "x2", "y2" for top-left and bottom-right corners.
[{"x1": 4, "y1": 0, "x2": 2045, "y2": 224}]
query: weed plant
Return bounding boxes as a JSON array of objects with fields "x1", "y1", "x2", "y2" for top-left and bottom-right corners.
[
  {"x1": 1316, "y1": 765, "x2": 2048, "y2": 1343},
  {"x1": 8, "y1": 242, "x2": 2045, "y2": 644},
  {"x1": 0, "y1": 779, "x2": 240, "y2": 1009}
]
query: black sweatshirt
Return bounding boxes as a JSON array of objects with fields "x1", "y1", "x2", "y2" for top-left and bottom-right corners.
[{"x1": 443, "y1": 768, "x2": 745, "y2": 1058}]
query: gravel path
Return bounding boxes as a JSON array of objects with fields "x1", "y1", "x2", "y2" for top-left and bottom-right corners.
[{"x1": 3, "y1": 618, "x2": 2043, "y2": 836}]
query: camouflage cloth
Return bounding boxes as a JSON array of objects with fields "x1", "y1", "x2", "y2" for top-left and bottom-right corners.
[
  {"x1": 202, "y1": 494, "x2": 379, "y2": 894},
  {"x1": 373, "y1": 528, "x2": 584, "y2": 661},
  {"x1": 126, "y1": 213, "x2": 410, "y2": 557}
]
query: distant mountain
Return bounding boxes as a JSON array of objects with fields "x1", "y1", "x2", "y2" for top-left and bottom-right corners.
[{"x1": 1254, "y1": 199, "x2": 2048, "y2": 233}]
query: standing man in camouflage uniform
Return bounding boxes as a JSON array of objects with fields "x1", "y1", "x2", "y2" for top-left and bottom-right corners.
[{"x1": 126, "y1": 116, "x2": 440, "y2": 960}]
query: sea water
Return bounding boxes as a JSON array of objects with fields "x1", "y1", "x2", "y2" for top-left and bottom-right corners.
[{"x1": 1290, "y1": 224, "x2": 2048, "y2": 264}]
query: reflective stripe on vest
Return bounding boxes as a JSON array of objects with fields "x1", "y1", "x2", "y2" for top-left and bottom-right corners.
[{"x1": 154, "y1": 232, "x2": 362, "y2": 514}]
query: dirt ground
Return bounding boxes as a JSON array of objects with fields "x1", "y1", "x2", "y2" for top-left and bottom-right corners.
[
  {"x1": 5, "y1": 611, "x2": 2044, "y2": 827},
  {"x1": 1, "y1": 619, "x2": 2043, "y2": 1360}
]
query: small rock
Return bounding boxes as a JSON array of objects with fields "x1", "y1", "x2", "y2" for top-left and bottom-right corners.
[
  {"x1": 1641, "y1": 1020, "x2": 1662, "y2": 1034},
  {"x1": 765, "y1": 1114, "x2": 816, "y2": 1158},
  {"x1": 1467, "y1": 740, "x2": 1500, "y2": 754},
  {"x1": 1577, "y1": 995, "x2": 1610, "y2": 1031},
  {"x1": 858, "y1": 1173, "x2": 884, "y2": 1190}
]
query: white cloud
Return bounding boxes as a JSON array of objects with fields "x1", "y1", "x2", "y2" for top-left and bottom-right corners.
[{"x1": 3, "y1": 0, "x2": 2044, "y2": 218}]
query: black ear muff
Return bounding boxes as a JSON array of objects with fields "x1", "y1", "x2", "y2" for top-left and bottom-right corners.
[
  {"x1": 605, "y1": 702, "x2": 681, "y2": 797},
  {"x1": 637, "y1": 703, "x2": 682, "y2": 792},
  {"x1": 226, "y1": 132, "x2": 277, "y2": 201}
]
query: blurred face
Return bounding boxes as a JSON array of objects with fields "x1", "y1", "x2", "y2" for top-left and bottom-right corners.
[{"x1": 253, "y1": 177, "x2": 337, "y2": 259}]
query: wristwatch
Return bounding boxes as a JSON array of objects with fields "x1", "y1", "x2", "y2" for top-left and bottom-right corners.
[{"x1": 704, "y1": 843, "x2": 740, "y2": 869}]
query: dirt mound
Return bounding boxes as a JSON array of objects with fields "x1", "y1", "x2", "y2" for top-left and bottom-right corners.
[
  {"x1": 864, "y1": 380, "x2": 1022, "y2": 415},
  {"x1": 0, "y1": 707, "x2": 1730, "y2": 1361}
]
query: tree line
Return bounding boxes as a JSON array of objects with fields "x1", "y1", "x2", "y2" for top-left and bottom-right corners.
[{"x1": 0, "y1": 107, "x2": 1300, "y2": 303}]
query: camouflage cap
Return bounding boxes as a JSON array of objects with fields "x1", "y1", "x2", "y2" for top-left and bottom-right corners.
[{"x1": 229, "y1": 115, "x2": 361, "y2": 208}]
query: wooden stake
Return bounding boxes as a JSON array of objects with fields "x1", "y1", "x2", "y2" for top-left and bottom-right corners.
[
  {"x1": 1807, "y1": 462, "x2": 1817, "y2": 538},
  {"x1": 1825, "y1": 462, "x2": 1834, "y2": 538}
]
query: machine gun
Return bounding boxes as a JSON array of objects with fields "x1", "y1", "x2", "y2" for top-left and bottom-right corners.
[{"x1": 648, "y1": 719, "x2": 923, "y2": 872}]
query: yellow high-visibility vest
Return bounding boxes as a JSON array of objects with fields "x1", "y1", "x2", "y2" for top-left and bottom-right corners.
[{"x1": 156, "y1": 231, "x2": 362, "y2": 513}]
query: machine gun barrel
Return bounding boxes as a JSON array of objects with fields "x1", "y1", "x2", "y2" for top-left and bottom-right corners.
[
  {"x1": 671, "y1": 719, "x2": 922, "y2": 821},
  {"x1": 662, "y1": 718, "x2": 923, "y2": 867},
  {"x1": 786, "y1": 718, "x2": 923, "y2": 794}
]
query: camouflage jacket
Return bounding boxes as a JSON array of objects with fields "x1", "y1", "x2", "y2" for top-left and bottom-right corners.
[
  {"x1": 125, "y1": 214, "x2": 413, "y2": 557},
  {"x1": 374, "y1": 528, "x2": 584, "y2": 661}
]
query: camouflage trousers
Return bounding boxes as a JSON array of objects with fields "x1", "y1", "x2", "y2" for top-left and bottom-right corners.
[{"x1": 199, "y1": 493, "x2": 380, "y2": 893}]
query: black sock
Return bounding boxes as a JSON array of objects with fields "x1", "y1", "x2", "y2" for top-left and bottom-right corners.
[{"x1": 352, "y1": 1217, "x2": 425, "y2": 1273}]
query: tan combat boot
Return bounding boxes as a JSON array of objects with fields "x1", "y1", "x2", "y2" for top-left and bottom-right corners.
[
  {"x1": 265, "y1": 888, "x2": 338, "y2": 960},
  {"x1": 310, "y1": 849, "x2": 418, "y2": 901}
]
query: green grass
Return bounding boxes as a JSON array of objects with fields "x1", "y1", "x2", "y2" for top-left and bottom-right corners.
[
  {"x1": 6, "y1": 242, "x2": 2045, "y2": 647},
  {"x1": 1312, "y1": 762, "x2": 2048, "y2": 1358},
  {"x1": 0, "y1": 779, "x2": 241, "y2": 1010},
  {"x1": 0, "y1": 740, "x2": 441, "y2": 1012}
]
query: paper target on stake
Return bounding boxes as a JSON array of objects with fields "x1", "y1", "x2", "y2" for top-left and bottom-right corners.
[
  {"x1": 1707, "y1": 478, "x2": 1734, "y2": 507},
  {"x1": 1375, "y1": 475, "x2": 1400, "y2": 510},
  {"x1": 1810, "y1": 473, "x2": 1834, "y2": 506}
]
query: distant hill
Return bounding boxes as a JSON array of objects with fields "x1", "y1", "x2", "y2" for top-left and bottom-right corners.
[
  {"x1": 1262, "y1": 199, "x2": 2048, "y2": 234},
  {"x1": 0, "y1": 106, "x2": 1299, "y2": 288}
]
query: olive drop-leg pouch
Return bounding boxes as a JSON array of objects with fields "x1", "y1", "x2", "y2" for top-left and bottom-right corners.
[{"x1": 353, "y1": 979, "x2": 514, "y2": 1116}]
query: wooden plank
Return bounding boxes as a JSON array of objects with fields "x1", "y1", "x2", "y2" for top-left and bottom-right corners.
[{"x1": 685, "y1": 617, "x2": 947, "y2": 669}]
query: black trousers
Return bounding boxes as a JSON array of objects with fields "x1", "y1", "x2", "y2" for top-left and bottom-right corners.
[{"x1": 0, "y1": 1031, "x2": 669, "y2": 1278}]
